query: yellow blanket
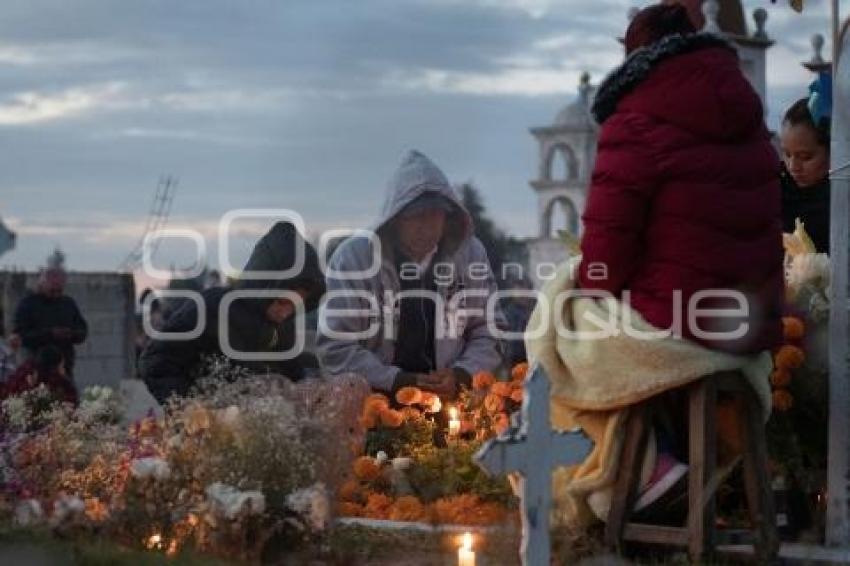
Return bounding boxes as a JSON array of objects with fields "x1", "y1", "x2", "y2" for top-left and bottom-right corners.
[{"x1": 525, "y1": 258, "x2": 773, "y2": 527}]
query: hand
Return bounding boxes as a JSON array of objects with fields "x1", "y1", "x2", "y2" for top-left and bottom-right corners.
[
  {"x1": 417, "y1": 369, "x2": 458, "y2": 400},
  {"x1": 51, "y1": 327, "x2": 72, "y2": 340}
]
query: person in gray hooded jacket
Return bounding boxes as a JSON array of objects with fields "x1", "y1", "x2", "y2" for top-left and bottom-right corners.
[{"x1": 317, "y1": 150, "x2": 502, "y2": 399}]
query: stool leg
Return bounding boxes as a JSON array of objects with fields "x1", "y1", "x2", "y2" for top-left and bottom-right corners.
[
  {"x1": 740, "y1": 391, "x2": 780, "y2": 561},
  {"x1": 606, "y1": 406, "x2": 649, "y2": 553},
  {"x1": 688, "y1": 380, "x2": 717, "y2": 561}
]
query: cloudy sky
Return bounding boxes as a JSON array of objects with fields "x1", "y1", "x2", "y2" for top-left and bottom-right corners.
[{"x1": 0, "y1": 0, "x2": 836, "y2": 280}]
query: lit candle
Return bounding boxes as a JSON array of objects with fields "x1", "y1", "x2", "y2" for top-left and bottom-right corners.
[
  {"x1": 458, "y1": 532, "x2": 475, "y2": 566},
  {"x1": 448, "y1": 406, "x2": 461, "y2": 437}
]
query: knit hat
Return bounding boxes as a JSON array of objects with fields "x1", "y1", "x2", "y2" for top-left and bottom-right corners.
[{"x1": 625, "y1": 3, "x2": 696, "y2": 55}]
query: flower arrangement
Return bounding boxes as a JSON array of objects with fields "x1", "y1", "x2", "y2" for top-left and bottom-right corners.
[
  {"x1": 337, "y1": 363, "x2": 529, "y2": 527},
  {"x1": 0, "y1": 358, "x2": 369, "y2": 561}
]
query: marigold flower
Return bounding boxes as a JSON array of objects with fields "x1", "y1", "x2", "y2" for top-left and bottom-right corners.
[
  {"x1": 338, "y1": 502, "x2": 364, "y2": 517},
  {"x1": 491, "y1": 381, "x2": 513, "y2": 398},
  {"x1": 484, "y1": 393, "x2": 505, "y2": 414},
  {"x1": 84, "y1": 497, "x2": 109, "y2": 522},
  {"x1": 511, "y1": 362, "x2": 529, "y2": 382},
  {"x1": 184, "y1": 405, "x2": 212, "y2": 436},
  {"x1": 775, "y1": 345, "x2": 805, "y2": 371},
  {"x1": 782, "y1": 317, "x2": 805, "y2": 341},
  {"x1": 772, "y1": 389, "x2": 794, "y2": 412},
  {"x1": 394, "y1": 386, "x2": 423, "y2": 406},
  {"x1": 472, "y1": 371, "x2": 496, "y2": 391},
  {"x1": 359, "y1": 412, "x2": 378, "y2": 430},
  {"x1": 353, "y1": 456, "x2": 381, "y2": 482},
  {"x1": 363, "y1": 492, "x2": 393, "y2": 519},
  {"x1": 388, "y1": 495, "x2": 429, "y2": 522},
  {"x1": 363, "y1": 394, "x2": 390, "y2": 417},
  {"x1": 493, "y1": 412, "x2": 510, "y2": 435},
  {"x1": 339, "y1": 479, "x2": 364, "y2": 503},
  {"x1": 770, "y1": 369, "x2": 792, "y2": 389},
  {"x1": 379, "y1": 408, "x2": 405, "y2": 429}
]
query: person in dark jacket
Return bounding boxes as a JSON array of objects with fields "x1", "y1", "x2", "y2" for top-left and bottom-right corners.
[
  {"x1": 13, "y1": 266, "x2": 88, "y2": 378},
  {"x1": 579, "y1": 4, "x2": 783, "y2": 355},
  {"x1": 139, "y1": 221, "x2": 326, "y2": 404},
  {"x1": 2, "y1": 345, "x2": 78, "y2": 406},
  {"x1": 780, "y1": 93, "x2": 831, "y2": 253},
  {"x1": 577, "y1": 3, "x2": 784, "y2": 513}
]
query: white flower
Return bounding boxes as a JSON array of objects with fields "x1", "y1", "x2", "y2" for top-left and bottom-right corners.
[
  {"x1": 787, "y1": 252, "x2": 831, "y2": 299},
  {"x1": 216, "y1": 405, "x2": 241, "y2": 428},
  {"x1": 206, "y1": 482, "x2": 266, "y2": 519},
  {"x1": 284, "y1": 483, "x2": 329, "y2": 532},
  {"x1": 375, "y1": 451, "x2": 389, "y2": 465},
  {"x1": 14, "y1": 499, "x2": 44, "y2": 527},
  {"x1": 130, "y1": 457, "x2": 171, "y2": 481}
]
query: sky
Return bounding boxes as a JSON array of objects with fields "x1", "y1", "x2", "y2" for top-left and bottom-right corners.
[{"x1": 0, "y1": 0, "x2": 838, "y2": 282}]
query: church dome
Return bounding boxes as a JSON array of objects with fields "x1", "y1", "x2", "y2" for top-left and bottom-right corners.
[{"x1": 553, "y1": 72, "x2": 596, "y2": 129}]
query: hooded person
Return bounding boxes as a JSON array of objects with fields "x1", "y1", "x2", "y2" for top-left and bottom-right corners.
[
  {"x1": 139, "y1": 221, "x2": 326, "y2": 404},
  {"x1": 317, "y1": 150, "x2": 503, "y2": 399}
]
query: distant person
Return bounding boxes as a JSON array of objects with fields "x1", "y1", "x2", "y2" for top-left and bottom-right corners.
[
  {"x1": 317, "y1": 150, "x2": 503, "y2": 399},
  {"x1": 2, "y1": 345, "x2": 78, "y2": 406},
  {"x1": 780, "y1": 75, "x2": 832, "y2": 253},
  {"x1": 139, "y1": 222, "x2": 326, "y2": 404},
  {"x1": 14, "y1": 264, "x2": 88, "y2": 378}
]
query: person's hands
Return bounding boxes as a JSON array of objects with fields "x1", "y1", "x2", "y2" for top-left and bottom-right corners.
[{"x1": 418, "y1": 369, "x2": 458, "y2": 400}]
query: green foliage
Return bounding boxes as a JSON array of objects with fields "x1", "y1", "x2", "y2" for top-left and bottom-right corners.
[{"x1": 364, "y1": 413, "x2": 436, "y2": 459}]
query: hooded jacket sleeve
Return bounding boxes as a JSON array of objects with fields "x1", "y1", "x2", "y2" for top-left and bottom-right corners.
[
  {"x1": 13, "y1": 295, "x2": 52, "y2": 350},
  {"x1": 316, "y1": 239, "x2": 400, "y2": 392},
  {"x1": 449, "y1": 238, "x2": 503, "y2": 377},
  {"x1": 578, "y1": 114, "x2": 660, "y2": 294}
]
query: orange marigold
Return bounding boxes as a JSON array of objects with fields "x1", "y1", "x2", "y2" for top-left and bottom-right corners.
[
  {"x1": 511, "y1": 362, "x2": 529, "y2": 382},
  {"x1": 363, "y1": 492, "x2": 394, "y2": 520},
  {"x1": 772, "y1": 389, "x2": 794, "y2": 412},
  {"x1": 432, "y1": 494, "x2": 505, "y2": 526},
  {"x1": 364, "y1": 394, "x2": 390, "y2": 416},
  {"x1": 493, "y1": 412, "x2": 510, "y2": 435},
  {"x1": 359, "y1": 411, "x2": 378, "y2": 430},
  {"x1": 339, "y1": 479, "x2": 364, "y2": 503},
  {"x1": 379, "y1": 408, "x2": 405, "y2": 429},
  {"x1": 491, "y1": 381, "x2": 513, "y2": 398},
  {"x1": 484, "y1": 393, "x2": 505, "y2": 414},
  {"x1": 338, "y1": 502, "x2": 364, "y2": 517},
  {"x1": 782, "y1": 317, "x2": 805, "y2": 341},
  {"x1": 353, "y1": 456, "x2": 381, "y2": 482},
  {"x1": 395, "y1": 386, "x2": 423, "y2": 406},
  {"x1": 472, "y1": 371, "x2": 496, "y2": 391},
  {"x1": 770, "y1": 369, "x2": 792, "y2": 389},
  {"x1": 775, "y1": 345, "x2": 805, "y2": 371},
  {"x1": 388, "y1": 495, "x2": 429, "y2": 522}
]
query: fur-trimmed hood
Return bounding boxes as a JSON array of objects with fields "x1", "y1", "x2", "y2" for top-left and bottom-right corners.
[{"x1": 592, "y1": 33, "x2": 764, "y2": 141}]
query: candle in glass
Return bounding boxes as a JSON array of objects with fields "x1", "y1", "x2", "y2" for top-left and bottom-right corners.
[
  {"x1": 448, "y1": 406, "x2": 461, "y2": 437},
  {"x1": 458, "y1": 532, "x2": 475, "y2": 566}
]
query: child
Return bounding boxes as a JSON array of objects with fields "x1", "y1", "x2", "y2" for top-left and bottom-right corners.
[
  {"x1": 780, "y1": 74, "x2": 832, "y2": 253},
  {"x1": 2, "y1": 345, "x2": 78, "y2": 406}
]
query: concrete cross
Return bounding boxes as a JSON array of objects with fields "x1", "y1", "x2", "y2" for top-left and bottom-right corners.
[{"x1": 474, "y1": 364, "x2": 593, "y2": 566}]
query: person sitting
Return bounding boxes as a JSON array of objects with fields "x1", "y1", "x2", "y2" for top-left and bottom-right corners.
[
  {"x1": 2, "y1": 345, "x2": 78, "y2": 406},
  {"x1": 139, "y1": 221, "x2": 326, "y2": 404},
  {"x1": 317, "y1": 150, "x2": 503, "y2": 400},
  {"x1": 780, "y1": 76, "x2": 832, "y2": 253}
]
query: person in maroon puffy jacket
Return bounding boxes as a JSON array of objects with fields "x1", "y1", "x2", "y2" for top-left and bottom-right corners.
[
  {"x1": 577, "y1": 4, "x2": 784, "y2": 515},
  {"x1": 2, "y1": 345, "x2": 78, "y2": 406},
  {"x1": 579, "y1": 4, "x2": 783, "y2": 356}
]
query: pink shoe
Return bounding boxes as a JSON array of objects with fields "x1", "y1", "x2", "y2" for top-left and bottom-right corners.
[{"x1": 634, "y1": 452, "x2": 688, "y2": 512}]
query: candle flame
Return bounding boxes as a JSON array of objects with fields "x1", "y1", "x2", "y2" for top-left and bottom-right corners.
[
  {"x1": 449, "y1": 406, "x2": 459, "y2": 420},
  {"x1": 146, "y1": 534, "x2": 162, "y2": 549},
  {"x1": 462, "y1": 532, "x2": 472, "y2": 550}
]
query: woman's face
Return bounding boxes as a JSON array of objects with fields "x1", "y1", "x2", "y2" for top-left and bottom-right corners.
[{"x1": 781, "y1": 123, "x2": 829, "y2": 188}]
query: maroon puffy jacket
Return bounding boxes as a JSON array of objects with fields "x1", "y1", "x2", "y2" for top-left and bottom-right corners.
[{"x1": 578, "y1": 34, "x2": 783, "y2": 354}]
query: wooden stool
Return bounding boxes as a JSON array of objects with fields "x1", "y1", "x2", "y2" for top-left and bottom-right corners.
[{"x1": 604, "y1": 371, "x2": 780, "y2": 562}]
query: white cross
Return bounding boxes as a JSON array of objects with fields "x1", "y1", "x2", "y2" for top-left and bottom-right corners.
[{"x1": 474, "y1": 364, "x2": 593, "y2": 566}]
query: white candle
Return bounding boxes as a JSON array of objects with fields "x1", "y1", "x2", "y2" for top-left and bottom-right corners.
[
  {"x1": 448, "y1": 406, "x2": 461, "y2": 437},
  {"x1": 458, "y1": 532, "x2": 475, "y2": 566}
]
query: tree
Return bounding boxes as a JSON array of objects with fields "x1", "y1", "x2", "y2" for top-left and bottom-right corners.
[{"x1": 457, "y1": 183, "x2": 528, "y2": 288}]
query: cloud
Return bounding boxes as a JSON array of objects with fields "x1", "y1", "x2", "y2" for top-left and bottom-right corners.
[{"x1": 0, "y1": 82, "x2": 127, "y2": 125}]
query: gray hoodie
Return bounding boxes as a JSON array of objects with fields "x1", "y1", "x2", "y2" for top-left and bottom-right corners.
[{"x1": 316, "y1": 150, "x2": 503, "y2": 391}]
